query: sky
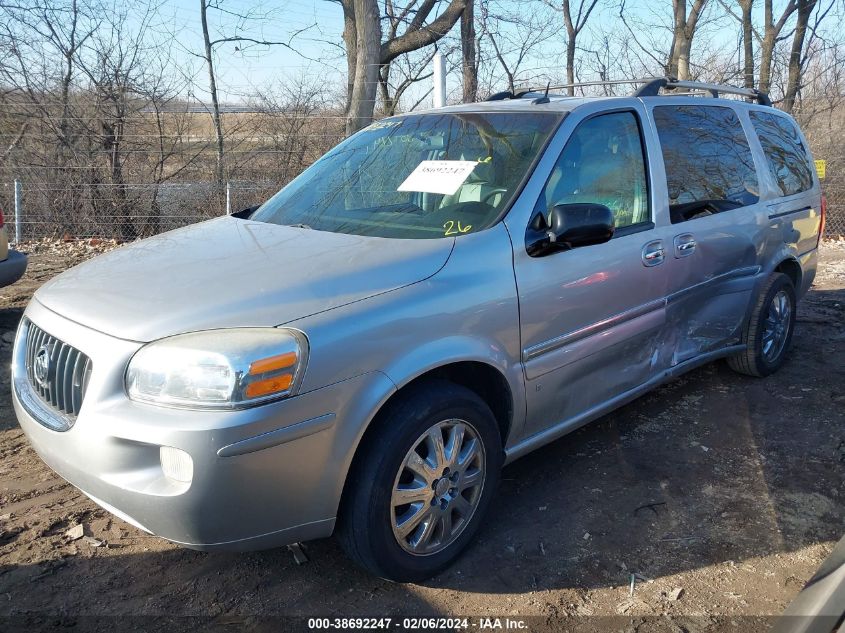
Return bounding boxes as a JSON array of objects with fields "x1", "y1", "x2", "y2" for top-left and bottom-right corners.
[
  {"x1": 156, "y1": 0, "x2": 354, "y2": 103},
  {"x1": 140, "y1": 0, "x2": 802, "y2": 108}
]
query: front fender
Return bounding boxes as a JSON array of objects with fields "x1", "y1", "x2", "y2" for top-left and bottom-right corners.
[{"x1": 289, "y1": 223, "x2": 527, "y2": 451}]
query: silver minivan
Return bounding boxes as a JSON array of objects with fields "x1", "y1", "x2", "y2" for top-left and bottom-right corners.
[{"x1": 13, "y1": 78, "x2": 824, "y2": 582}]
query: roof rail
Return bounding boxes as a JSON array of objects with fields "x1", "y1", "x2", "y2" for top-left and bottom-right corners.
[
  {"x1": 485, "y1": 89, "x2": 531, "y2": 101},
  {"x1": 634, "y1": 77, "x2": 772, "y2": 106},
  {"x1": 485, "y1": 77, "x2": 771, "y2": 106}
]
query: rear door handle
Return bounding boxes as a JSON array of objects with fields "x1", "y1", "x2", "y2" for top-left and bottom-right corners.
[
  {"x1": 673, "y1": 234, "x2": 696, "y2": 258},
  {"x1": 642, "y1": 240, "x2": 665, "y2": 267}
]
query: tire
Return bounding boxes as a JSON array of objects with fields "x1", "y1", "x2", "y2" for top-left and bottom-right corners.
[
  {"x1": 336, "y1": 379, "x2": 503, "y2": 582},
  {"x1": 728, "y1": 272, "x2": 796, "y2": 377}
]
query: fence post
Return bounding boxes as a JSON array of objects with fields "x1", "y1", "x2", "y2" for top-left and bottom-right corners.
[
  {"x1": 13, "y1": 179, "x2": 22, "y2": 244},
  {"x1": 433, "y1": 52, "x2": 446, "y2": 108},
  {"x1": 226, "y1": 181, "x2": 231, "y2": 215}
]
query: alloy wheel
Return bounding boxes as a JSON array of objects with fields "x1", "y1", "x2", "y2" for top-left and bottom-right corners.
[
  {"x1": 762, "y1": 289, "x2": 792, "y2": 362},
  {"x1": 390, "y1": 419, "x2": 486, "y2": 556}
]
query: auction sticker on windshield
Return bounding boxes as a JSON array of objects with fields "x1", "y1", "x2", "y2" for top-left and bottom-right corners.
[{"x1": 397, "y1": 160, "x2": 478, "y2": 195}]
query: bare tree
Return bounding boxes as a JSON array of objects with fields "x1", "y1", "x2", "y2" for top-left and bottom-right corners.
[
  {"x1": 199, "y1": 0, "x2": 225, "y2": 188},
  {"x1": 758, "y1": 0, "x2": 797, "y2": 94},
  {"x1": 481, "y1": 1, "x2": 559, "y2": 93},
  {"x1": 782, "y1": 0, "x2": 818, "y2": 112},
  {"x1": 197, "y1": 0, "x2": 312, "y2": 188},
  {"x1": 75, "y1": 2, "x2": 168, "y2": 239},
  {"x1": 616, "y1": 0, "x2": 674, "y2": 77},
  {"x1": 379, "y1": 46, "x2": 436, "y2": 115},
  {"x1": 461, "y1": 0, "x2": 478, "y2": 102},
  {"x1": 0, "y1": 0, "x2": 100, "y2": 236},
  {"x1": 668, "y1": 0, "x2": 708, "y2": 80},
  {"x1": 545, "y1": 0, "x2": 600, "y2": 94},
  {"x1": 378, "y1": 1, "x2": 441, "y2": 114},
  {"x1": 0, "y1": 0, "x2": 98, "y2": 164},
  {"x1": 336, "y1": 0, "x2": 468, "y2": 134},
  {"x1": 738, "y1": 0, "x2": 755, "y2": 88},
  {"x1": 250, "y1": 76, "x2": 339, "y2": 187}
]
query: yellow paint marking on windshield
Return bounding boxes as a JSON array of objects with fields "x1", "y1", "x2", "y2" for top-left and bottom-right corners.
[{"x1": 444, "y1": 220, "x2": 472, "y2": 236}]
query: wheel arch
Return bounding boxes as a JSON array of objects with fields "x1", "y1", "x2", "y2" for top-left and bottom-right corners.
[
  {"x1": 774, "y1": 257, "x2": 802, "y2": 290},
  {"x1": 743, "y1": 255, "x2": 803, "y2": 328},
  {"x1": 336, "y1": 359, "x2": 516, "y2": 524}
]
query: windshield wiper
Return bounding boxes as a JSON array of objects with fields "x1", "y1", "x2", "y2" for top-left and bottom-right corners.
[{"x1": 288, "y1": 223, "x2": 313, "y2": 229}]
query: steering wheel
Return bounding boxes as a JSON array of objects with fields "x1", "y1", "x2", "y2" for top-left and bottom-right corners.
[{"x1": 481, "y1": 188, "x2": 508, "y2": 205}]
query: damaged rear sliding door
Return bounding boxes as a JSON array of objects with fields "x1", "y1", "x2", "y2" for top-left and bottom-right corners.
[{"x1": 649, "y1": 104, "x2": 766, "y2": 363}]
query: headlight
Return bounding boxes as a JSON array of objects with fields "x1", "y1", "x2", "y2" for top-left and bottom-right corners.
[{"x1": 126, "y1": 328, "x2": 308, "y2": 409}]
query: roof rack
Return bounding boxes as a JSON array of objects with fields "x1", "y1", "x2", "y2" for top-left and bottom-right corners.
[
  {"x1": 485, "y1": 77, "x2": 772, "y2": 106},
  {"x1": 634, "y1": 77, "x2": 772, "y2": 106}
]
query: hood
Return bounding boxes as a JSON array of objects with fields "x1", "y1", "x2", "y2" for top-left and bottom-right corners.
[{"x1": 35, "y1": 217, "x2": 454, "y2": 342}]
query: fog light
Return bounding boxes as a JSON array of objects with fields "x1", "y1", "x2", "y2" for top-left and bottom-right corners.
[{"x1": 160, "y1": 446, "x2": 193, "y2": 483}]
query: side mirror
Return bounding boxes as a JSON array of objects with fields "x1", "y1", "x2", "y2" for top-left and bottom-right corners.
[
  {"x1": 526, "y1": 203, "x2": 615, "y2": 256},
  {"x1": 231, "y1": 204, "x2": 260, "y2": 219}
]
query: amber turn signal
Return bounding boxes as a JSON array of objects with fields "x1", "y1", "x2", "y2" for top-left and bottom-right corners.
[
  {"x1": 244, "y1": 373, "x2": 294, "y2": 398},
  {"x1": 249, "y1": 352, "x2": 297, "y2": 375}
]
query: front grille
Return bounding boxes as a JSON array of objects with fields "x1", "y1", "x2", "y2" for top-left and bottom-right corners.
[{"x1": 24, "y1": 320, "x2": 93, "y2": 418}]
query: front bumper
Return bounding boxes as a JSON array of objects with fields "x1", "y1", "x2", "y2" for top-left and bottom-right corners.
[
  {"x1": 13, "y1": 300, "x2": 396, "y2": 550},
  {"x1": 0, "y1": 250, "x2": 28, "y2": 288}
]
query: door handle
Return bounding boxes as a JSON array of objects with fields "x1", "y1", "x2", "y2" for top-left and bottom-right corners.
[
  {"x1": 673, "y1": 234, "x2": 696, "y2": 258},
  {"x1": 642, "y1": 240, "x2": 665, "y2": 267}
]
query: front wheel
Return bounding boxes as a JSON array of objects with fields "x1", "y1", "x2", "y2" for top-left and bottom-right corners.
[
  {"x1": 728, "y1": 272, "x2": 796, "y2": 377},
  {"x1": 336, "y1": 380, "x2": 502, "y2": 582}
]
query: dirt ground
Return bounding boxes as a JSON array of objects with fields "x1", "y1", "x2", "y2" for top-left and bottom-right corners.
[{"x1": 0, "y1": 239, "x2": 843, "y2": 632}]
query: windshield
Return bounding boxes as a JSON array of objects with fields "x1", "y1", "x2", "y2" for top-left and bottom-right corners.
[{"x1": 251, "y1": 112, "x2": 561, "y2": 239}]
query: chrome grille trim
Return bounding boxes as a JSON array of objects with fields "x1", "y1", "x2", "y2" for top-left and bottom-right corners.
[{"x1": 22, "y1": 319, "x2": 92, "y2": 424}]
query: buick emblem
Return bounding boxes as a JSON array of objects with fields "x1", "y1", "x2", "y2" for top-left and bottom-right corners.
[{"x1": 34, "y1": 345, "x2": 52, "y2": 388}]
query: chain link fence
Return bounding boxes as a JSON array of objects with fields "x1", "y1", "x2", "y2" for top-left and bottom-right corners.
[
  {"x1": 827, "y1": 190, "x2": 845, "y2": 236},
  {"x1": 2, "y1": 177, "x2": 843, "y2": 243},
  {"x1": 0, "y1": 179, "x2": 279, "y2": 241}
]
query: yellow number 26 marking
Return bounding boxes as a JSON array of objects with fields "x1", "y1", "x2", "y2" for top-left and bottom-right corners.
[{"x1": 443, "y1": 220, "x2": 472, "y2": 236}]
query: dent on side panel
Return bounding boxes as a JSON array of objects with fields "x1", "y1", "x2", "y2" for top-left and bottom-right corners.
[
  {"x1": 767, "y1": 195, "x2": 822, "y2": 253},
  {"x1": 797, "y1": 249, "x2": 817, "y2": 298},
  {"x1": 662, "y1": 206, "x2": 764, "y2": 364},
  {"x1": 523, "y1": 306, "x2": 666, "y2": 380},
  {"x1": 523, "y1": 316, "x2": 665, "y2": 436},
  {"x1": 666, "y1": 269, "x2": 760, "y2": 365}
]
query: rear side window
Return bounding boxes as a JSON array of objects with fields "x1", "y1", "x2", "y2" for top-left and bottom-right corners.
[
  {"x1": 749, "y1": 111, "x2": 813, "y2": 196},
  {"x1": 653, "y1": 105, "x2": 759, "y2": 224}
]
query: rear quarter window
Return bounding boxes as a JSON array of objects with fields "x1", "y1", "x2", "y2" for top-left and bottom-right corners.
[
  {"x1": 653, "y1": 105, "x2": 759, "y2": 224},
  {"x1": 749, "y1": 111, "x2": 814, "y2": 197}
]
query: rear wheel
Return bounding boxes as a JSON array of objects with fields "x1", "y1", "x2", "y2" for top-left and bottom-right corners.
[
  {"x1": 728, "y1": 272, "x2": 796, "y2": 377},
  {"x1": 337, "y1": 380, "x2": 502, "y2": 582}
]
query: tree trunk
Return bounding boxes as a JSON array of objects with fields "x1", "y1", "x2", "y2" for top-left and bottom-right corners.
[
  {"x1": 342, "y1": 0, "x2": 466, "y2": 133},
  {"x1": 668, "y1": 0, "x2": 685, "y2": 78},
  {"x1": 461, "y1": 0, "x2": 477, "y2": 103},
  {"x1": 563, "y1": 0, "x2": 576, "y2": 95},
  {"x1": 676, "y1": 38, "x2": 692, "y2": 80},
  {"x1": 379, "y1": 63, "x2": 397, "y2": 115},
  {"x1": 199, "y1": 0, "x2": 225, "y2": 189},
  {"x1": 759, "y1": 0, "x2": 775, "y2": 93},
  {"x1": 782, "y1": 0, "x2": 816, "y2": 113},
  {"x1": 341, "y1": 0, "x2": 357, "y2": 112},
  {"x1": 666, "y1": 29, "x2": 678, "y2": 77},
  {"x1": 345, "y1": 0, "x2": 381, "y2": 135},
  {"x1": 58, "y1": 0, "x2": 79, "y2": 156},
  {"x1": 739, "y1": 0, "x2": 754, "y2": 89},
  {"x1": 668, "y1": 0, "x2": 706, "y2": 81},
  {"x1": 759, "y1": 0, "x2": 798, "y2": 95}
]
